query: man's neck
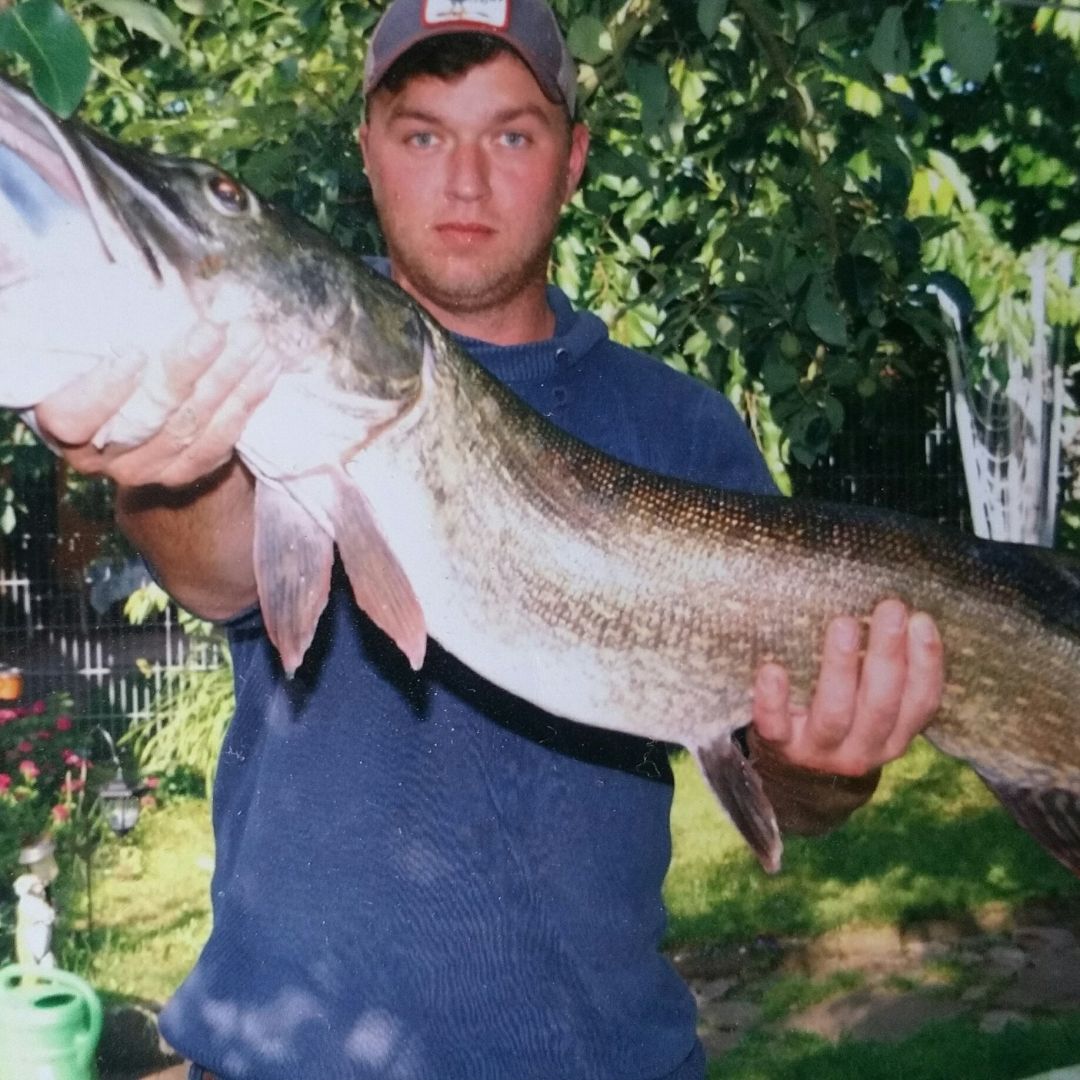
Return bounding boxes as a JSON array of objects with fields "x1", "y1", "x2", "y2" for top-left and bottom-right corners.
[{"x1": 391, "y1": 273, "x2": 557, "y2": 346}]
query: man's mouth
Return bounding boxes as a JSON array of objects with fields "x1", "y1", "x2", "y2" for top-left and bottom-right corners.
[{"x1": 434, "y1": 222, "x2": 496, "y2": 241}]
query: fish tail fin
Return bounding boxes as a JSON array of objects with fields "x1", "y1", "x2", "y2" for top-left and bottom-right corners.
[
  {"x1": 329, "y1": 472, "x2": 428, "y2": 671},
  {"x1": 973, "y1": 765, "x2": 1080, "y2": 878},
  {"x1": 253, "y1": 478, "x2": 334, "y2": 678},
  {"x1": 694, "y1": 735, "x2": 783, "y2": 874}
]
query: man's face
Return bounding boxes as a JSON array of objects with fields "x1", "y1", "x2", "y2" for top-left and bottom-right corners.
[{"x1": 358, "y1": 49, "x2": 588, "y2": 327}]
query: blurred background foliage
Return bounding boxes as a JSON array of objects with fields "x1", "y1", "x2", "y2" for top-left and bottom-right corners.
[{"x1": 0, "y1": 0, "x2": 1078, "y2": 495}]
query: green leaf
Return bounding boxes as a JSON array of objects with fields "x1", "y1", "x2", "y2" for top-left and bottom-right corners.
[
  {"x1": 762, "y1": 355, "x2": 799, "y2": 395},
  {"x1": 697, "y1": 0, "x2": 728, "y2": 40},
  {"x1": 172, "y1": 0, "x2": 224, "y2": 14},
  {"x1": 92, "y1": 0, "x2": 184, "y2": 50},
  {"x1": 868, "y1": 7, "x2": 910, "y2": 76},
  {"x1": 567, "y1": 15, "x2": 608, "y2": 65},
  {"x1": 0, "y1": 0, "x2": 91, "y2": 117},
  {"x1": 626, "y1": 60, "x2": 671, "y2": 140},
  {"x1": 805, "y1": 275, "x2": 849, "y2": 347},
  {"x1": 937, "y1": 3, "x2": 997, "y2": 84}
]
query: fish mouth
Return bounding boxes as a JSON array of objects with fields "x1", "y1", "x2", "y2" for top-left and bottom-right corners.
[{"x1": 0, "y1": 76, "x2": 208, "y2": 286}]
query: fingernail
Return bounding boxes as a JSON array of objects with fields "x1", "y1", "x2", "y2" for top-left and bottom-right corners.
[
  {"x1": 910, "y1": 611, "x2": 940, "y2": 645},
  {"x1": 879, "y1": 598, "x2": 907, "y2": 631},
  {"x1": 831, "y1": 618, "x2": 861, "y2": 652},
  {"x1": 231, "y1": 320, "x2": 265, "y2": 355},
  {"x1": 185, "y1": 321, "x2": 225, "y2": 359}
]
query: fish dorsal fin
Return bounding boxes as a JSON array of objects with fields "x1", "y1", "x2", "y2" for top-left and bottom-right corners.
[
  {"x1": 253, "y1": 479, "x2": 335, "y2": 678},
  {"x1": 694, "y1": 735, "x2": 783, "y2": 873},
  {"x1": 972, "y1": 762, "x2": 1080, "y2": 878},
  {"x1": 329, "y1": 475, "x2": 427, "y2": 672}
]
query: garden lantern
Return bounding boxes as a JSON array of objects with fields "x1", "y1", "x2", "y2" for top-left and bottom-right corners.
[
  {"x1": 97, "y1": 770, "x2": 140, "y2": 837},
  {"x1": 88, "y1": 727, "x2": 141, "y2": 837}
]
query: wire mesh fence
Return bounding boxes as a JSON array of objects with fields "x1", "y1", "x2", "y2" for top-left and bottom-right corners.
[{"x1": 0, "y1": 528, "x2": 222, "y2": 746}]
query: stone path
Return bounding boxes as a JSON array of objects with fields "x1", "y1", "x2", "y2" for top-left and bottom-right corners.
[{"x1": 671, "y1": 899, "x2": 1080, "y2": 1067}]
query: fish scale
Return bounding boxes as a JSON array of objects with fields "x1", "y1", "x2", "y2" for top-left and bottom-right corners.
[{"x1": 1, "y1": 74, "x2": 1078, "y2": 877}]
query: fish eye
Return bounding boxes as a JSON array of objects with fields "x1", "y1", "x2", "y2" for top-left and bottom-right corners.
[{"x1": 205, "y1": 173, "x2": 249, "y2": 216}]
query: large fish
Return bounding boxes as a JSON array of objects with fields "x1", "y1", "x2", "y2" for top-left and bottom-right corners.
[{"x1": 1, "y1": 75, "x2": 1077, "y2": 878}]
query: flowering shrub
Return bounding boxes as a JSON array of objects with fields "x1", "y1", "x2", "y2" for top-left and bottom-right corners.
[{"x1": 0, "y1": 694, "x2": 86, "y2": 877}]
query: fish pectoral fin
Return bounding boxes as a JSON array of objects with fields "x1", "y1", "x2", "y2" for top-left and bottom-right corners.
[
  {"x1": 694, "y1": 736, "x2": 783, "y2": 874},
  {"x1": 253, "y1": 479, "x2": 335, "y2": 678},
  {"x1": 973, "y1": 765, "x2": 1080, "y2": 879},
  {"x1": 330, "y1": 477, "x2": 428, "y2": 672}
]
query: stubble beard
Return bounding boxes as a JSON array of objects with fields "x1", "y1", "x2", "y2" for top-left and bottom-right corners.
[{"x1": 379, "y1": 186, "x2": 566, "y2": 319}]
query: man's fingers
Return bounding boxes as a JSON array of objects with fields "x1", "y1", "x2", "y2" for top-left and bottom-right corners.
[
  {"x1": 751, "y1": 661, "x2": 793, "y2": 744},
  {"x1": 848, "y1": 598, "x2": 909, "y2": 750},
  {"x1": 804, "y1": 614, "x2": 862, "y2": 751},
  {"x1": 34, "y1": 350, "x2": 148, "y2": 446},
  {"x1": 155, "y1": 350, "x2": 283, "y2": 488},
  {"x1": 105, "y1": 321, "x2": 270, "y2": 488},
  {"x1": 883, "y1": 611, "x2": 943, "y2": 760},
  {"x1": 35, "y1": 321, "x2": 226, "y2": 447}
]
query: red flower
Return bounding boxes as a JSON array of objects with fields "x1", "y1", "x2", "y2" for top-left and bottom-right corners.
[
  {"x1": 54, "y1": 715, "x2": 73, "y2": 732},
  {"x1": 16, "y1": 740, "x2": 32, "y2": 753},
  {"x1": 35, "y1": 730, "x2": 52, "y2": 741},
  {"x1": 0, "y1": 773, "x2": 11, "y2": 792},
  {"x1": 19, "y1": 760, "x2": 39, "y2": 780},
  {"x1": 62, "y1": 750, "x2": 86, "y2": 768},
  {"x1": 60, "y1": 777, "x2": 85, "y2": 794},
  {"x1": 51, "y1": 804, "x2": 71, "y2": 824},
  {"x1": 28, "y1": 700, "x2": 46, "y2": 716}
]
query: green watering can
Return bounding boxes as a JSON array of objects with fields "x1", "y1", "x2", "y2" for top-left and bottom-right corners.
[{"x1": 0, "y1": 964, "x2": 103, "y2": 1080}]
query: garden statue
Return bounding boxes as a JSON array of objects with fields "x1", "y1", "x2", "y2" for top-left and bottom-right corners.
[{"x1": 14, "y1": 836, "x2": 58, "y2": 968}]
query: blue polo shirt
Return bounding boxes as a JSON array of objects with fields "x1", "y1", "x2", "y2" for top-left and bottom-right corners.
[{"x1": 159, "y1": 281, "x2": 775, "y2": 1079}]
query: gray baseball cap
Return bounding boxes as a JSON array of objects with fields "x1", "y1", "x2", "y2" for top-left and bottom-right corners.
[{"x1": 363, "y1": 0, "x2": 577, "y2": 114}]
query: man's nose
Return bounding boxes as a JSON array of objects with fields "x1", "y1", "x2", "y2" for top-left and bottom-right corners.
[{"x1": 446, "y1": 142, "x2": 489, "y2": 201}]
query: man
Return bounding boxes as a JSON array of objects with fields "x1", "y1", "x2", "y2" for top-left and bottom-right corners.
[{"x1": 36, "y1": 1, "x2": 944, "y2": 1076}]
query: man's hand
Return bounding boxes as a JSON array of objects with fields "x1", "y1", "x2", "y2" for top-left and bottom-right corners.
[
  {"x1": 33, "y1": 318, "x2": 274, "y2": 490},
  {"x1": 752, "y1": 599, "x2": 944, "y2": 777}
]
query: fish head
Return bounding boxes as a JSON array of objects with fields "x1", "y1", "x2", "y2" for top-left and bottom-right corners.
[{"x1": 0, "y1": 73, "x2": 426, "y2": 409}]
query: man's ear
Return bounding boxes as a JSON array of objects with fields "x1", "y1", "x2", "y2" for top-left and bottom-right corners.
[{"x1": 564, "y1": 122, "x2": 590, "y2": 204}]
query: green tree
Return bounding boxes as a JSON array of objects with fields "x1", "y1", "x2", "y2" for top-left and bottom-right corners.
[{"x1": 1, "y1": 0, "x2": 1077, "y2": 479}]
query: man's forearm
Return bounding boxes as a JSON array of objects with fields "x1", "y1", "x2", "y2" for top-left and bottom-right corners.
[{"x1": 117, "y1": 457, "x2": 259, "y2": 622}]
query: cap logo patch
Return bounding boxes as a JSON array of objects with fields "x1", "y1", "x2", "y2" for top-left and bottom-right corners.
[{"x1": 422, "y1": 0, "x2": 510, "y2": 29}]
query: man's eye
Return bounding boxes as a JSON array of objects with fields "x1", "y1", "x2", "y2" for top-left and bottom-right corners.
[
  {"x1": 408, "y1": 132, "x2": 436, "y2": 148},
  {"x1": 501, "y1": 132, "x2": 529, "y2": 148}
]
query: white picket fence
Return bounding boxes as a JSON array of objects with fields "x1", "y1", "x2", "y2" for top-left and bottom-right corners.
[{"x1": 0, "y1": 536, "x2": 219, "y2": 741}]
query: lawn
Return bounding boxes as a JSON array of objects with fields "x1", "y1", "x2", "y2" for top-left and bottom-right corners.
[{"x1": 17, "y1": 737, "x2": 1080, "y2": 1076}]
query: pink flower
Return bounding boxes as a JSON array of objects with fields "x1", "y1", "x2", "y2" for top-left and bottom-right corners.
[
  {"x1": 51, "y1": 804, "x2": 71, "y2": 823},
  {"x1": 140, "y1": 794, "x2": 158, "y2": 811},
  {"x1": 28, "y1": 700, "x2": 46, "y2": 716},
  {"x1": 19, "y1": 760, "x2": 39, "y2": 780},
  {"x1": 16, "y1": 740, "x2": 32, "y2": 753},
  {"x1": 0, "y1": 708, "x2": 18, "y2": 723},
  {"x1": 0, "y1": 773, "x2": 10, "y2": 792},
  {"x1": 144, "y1": 776, "x2": 160, "y2": 789},
  {"x1": 54, "y1": 715, "x2": 73, "y2": 732},
  {"x1": 62, "y1": 750, "x2": 85, "y2": 768},
  {"x1": 35, "y1": 729, "x2": 52, "y2": 741},
  {"x1": 61, "y1": 777, "x2": 85, "y2": 794}
]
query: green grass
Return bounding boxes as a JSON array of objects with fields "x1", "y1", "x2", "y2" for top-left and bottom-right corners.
[
  {"x1": 54, "y1": 798, "x2": 214, "y2": 1005},
  {"x1": 710, "y1": 1016, "x2": 1080, "y2": 1080},
  {"x1": 665, "y1": 740, "x2": 1080, "y2": 946},
  {"x1": 3, "y1": 737, "x2": 1075, "y2": 1076}
]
